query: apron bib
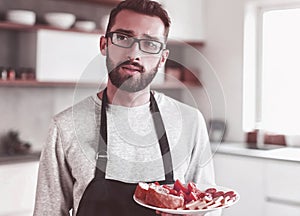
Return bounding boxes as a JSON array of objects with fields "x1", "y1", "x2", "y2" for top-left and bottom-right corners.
[{"x1": 76, "y1": 89, "x2": 174, "y2": 216}]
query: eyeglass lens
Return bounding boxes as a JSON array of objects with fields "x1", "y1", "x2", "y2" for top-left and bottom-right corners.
[{"x1": 110, "y1": 32, "x2": 163, "y2": 54}]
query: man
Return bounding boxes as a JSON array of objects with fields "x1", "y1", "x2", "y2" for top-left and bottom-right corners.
[{"x1": 34, "y1": 0, "x2": 218, "y2": 215}]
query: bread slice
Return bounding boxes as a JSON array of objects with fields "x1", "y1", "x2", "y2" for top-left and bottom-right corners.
[
  {"x1": 135, "y1": 182, "x2": 149, "y2": 201},
  {"x1": 135, "y1": 182, "x2": 184, "y2": 209}
]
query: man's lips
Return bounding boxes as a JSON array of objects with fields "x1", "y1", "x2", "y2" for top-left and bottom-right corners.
[{"x1": 121, "y1": 64, "x2": 143, "y2": 73}]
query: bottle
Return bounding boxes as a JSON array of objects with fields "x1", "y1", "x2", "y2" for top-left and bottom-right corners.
[
  {"x1": 1, "y1": 68, "x2": 8, "y2": 80},
  {"x1": 256, "y1": 122, "x2": 265, "y2": 148},
  {"x1": 7, "y1": 68, "x2": 16, "y2": 80}
]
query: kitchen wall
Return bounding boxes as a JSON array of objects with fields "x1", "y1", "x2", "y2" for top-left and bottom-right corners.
[
  {"x1": 0, "y1": 86, "x2": 95, "y2": 152},
  {"x1": 160, "y1": 0, "x2": 246, "y2": 143},
  {"x1": 197, "y1": 0, "x2": 246, "y2": 142},
  {"x1": 197, "y1": 0, "x2": 300, "y2": 142}
]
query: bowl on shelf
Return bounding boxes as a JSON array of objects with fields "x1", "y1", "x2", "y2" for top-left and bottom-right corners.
[
  {"x1": 44, "y1": 12, "x2": 76, "y2": 29},
  {"x1": 74, "y1": 20, "x2": 96, "y2": 31},
  {"x1": 6, "y1": 10, "x2": 36, "y2": 25}
]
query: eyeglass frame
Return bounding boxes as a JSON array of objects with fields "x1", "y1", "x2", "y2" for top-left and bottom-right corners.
[{"x1": 105, "y1": 31, "x2": 166, "y2": 54}]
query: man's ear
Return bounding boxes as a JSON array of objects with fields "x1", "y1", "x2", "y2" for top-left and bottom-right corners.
[
  {"x1": 100, "y1": 36, "x2": 107, "y2": 56},
  {"x1": 158, "y1": 49, "x2": 169, "y2": 68}
]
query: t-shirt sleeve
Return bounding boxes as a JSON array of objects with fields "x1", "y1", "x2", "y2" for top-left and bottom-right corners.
[
  {"x1": 33, "y1": 119, "x2": 73, "y2": 216},
  {"x1": 184, "y1": 110, "x2": 216, "y2": 185},
  {"x1": 184, "y1": 111, "x2": 222, "y2": 216}
]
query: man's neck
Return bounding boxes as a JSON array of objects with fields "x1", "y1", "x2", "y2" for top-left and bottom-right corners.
[{"x1": 98, "y1": 80, "x2": 151, "y2": 107}]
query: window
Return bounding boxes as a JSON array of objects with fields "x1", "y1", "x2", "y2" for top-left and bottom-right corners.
[{"x1": 243, "y1": 4, "x2": 300, "y2": 136}]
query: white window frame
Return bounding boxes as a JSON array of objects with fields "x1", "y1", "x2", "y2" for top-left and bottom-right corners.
[{"x1": 243, "y1": 1, "x2": 300, "y2": 133}]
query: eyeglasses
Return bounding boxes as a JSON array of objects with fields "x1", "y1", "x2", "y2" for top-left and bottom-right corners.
[{"x1": 106, "y1": 32, "x2": 164, "y2": 54}]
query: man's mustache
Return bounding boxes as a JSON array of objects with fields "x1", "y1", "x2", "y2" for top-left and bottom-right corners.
[{"x1": 116, "y1": 60, "x2": 145, "y2": 73}]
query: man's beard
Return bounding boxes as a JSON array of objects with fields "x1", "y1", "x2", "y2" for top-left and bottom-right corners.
[{"x1": 106, "y1": 55, "x2": 160, "y2": 93}]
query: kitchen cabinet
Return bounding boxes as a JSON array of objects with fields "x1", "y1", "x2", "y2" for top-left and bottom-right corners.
[
  {"x1": 8, "y1": 26, "x2": 105, "y2": 83},
  {"x1": 265, "y1": 202, "x2": 300, "y2": 216},
  {"x1": 21, "y1": 29, "x2": 105, "y2": 83},
  {"x1": 0, "y1": 161, "x2": 39, "y2": 216},
  {"x1": 214, "y1": 150, "x2": 300, "y2": 216},
  {"x1": 264, "y1": 160, "x2": 300, "y2": 216},
  {"x1": 213, "y1": 153, "x2": 265, "y2": 216},
  {"x1": 0, "y1": 22, "x2": 105, "y2": 84}
]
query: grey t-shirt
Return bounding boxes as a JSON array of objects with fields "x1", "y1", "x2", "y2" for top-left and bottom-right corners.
[{"x1": 34, "y1": 91, "x2": 216, "y2": 215}]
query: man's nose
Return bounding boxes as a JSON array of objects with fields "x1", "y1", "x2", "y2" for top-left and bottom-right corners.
[{"x1": 126, "y1": 41, "x2": 142, "y2": 61}]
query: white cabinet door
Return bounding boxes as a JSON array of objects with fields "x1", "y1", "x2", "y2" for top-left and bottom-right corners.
[
  {"x1": 213, "y1": 154, "x2": 265, "y2": 216},
  {"x1": 265, "y1": 160, "x2": 300, "y2": 203},
  {"x1": 264, "y1": 160, "x2": 300, "y2": 215},
  {"x1": 36, "y1": 30, "x2": 106, "y2": 83},
  {"x1": 265, "y1": 201, "x2": 300, "y2": 216},
  {"x1": 155, "y1": 0, "x2": 206, "y2": 42},
  {"x1": 0, "y1": 161, "x2": 39, "y2": 216},
  {"x1": 18, "y1": 29, "x2": 107, "y2": 83}
]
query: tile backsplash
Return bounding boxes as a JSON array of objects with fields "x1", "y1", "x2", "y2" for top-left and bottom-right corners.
[{"x1": 0, "y1": 86, "x2": 96, "y2": 151}]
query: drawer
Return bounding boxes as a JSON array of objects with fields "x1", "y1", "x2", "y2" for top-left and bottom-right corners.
[
  {"x1": 265, "y1": 160, "x2": 300, "y2": 202},
  {"x1": 265, "y1": 200, "x2": 300, "y2": 216}
]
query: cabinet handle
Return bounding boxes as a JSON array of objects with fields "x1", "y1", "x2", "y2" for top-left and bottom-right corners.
[{"x1": 266, "y1": 196, "x2": 300, "y2": 207}]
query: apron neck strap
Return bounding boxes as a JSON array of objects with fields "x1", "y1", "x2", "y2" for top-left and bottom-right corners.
[{"x1": 96, "y1": 88, "x2": 174, "y2": 183}]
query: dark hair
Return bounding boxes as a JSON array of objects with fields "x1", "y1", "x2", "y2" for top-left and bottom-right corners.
[{"x1": 105, "y1": 0, "x2": 171, "y2": 40}]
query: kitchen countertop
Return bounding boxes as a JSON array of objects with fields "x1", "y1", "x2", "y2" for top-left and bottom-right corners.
[
  {"x1": 0, "y1": 151, "x2": 41, "y2": 164},
  {"x1": 1, "y1": 143, "x2": 299, "y2": 164},
  {"x1": 211, "y1": 142, "x2": 300, "y2": 163}
]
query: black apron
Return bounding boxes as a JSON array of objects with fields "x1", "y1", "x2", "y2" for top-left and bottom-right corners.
[{"x1": 76, "y1": 88, "x2": 175, "y2": 216}]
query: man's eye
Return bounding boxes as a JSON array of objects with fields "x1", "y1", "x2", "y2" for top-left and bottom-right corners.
[
  {"x1": 116, "y1": 34, "x2": 129, "y2": 41},
  {"x1": 145, "y1": 40, "x2": 158, "y2": 48}
]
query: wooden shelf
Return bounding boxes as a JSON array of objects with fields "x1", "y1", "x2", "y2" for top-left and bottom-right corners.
[
  {"x1": 167, "y1": 39, "x2": 205, "y2": 47},
  {"x1": 0, "y1": 151, "x2": 41, "y2": 165},
  {"x1": 57, "y1": 0, "x2": 121, "y2": 6},
  {"x1": 0, "y1": 21, "x2": 104, "y2": 35},
  {"x1": 0, "y1": 80, "x2": 200, "y2": 89},
  {"x1": 0, "y1": 80, "x2": 99, "y2": 88},
  {"x1": 0, "y1": 21, "x2": 202, "y2": 90},
  {"x1": 151, "y1": 82, "x2": 201, "y2": 90},
  {"x1": 0, "y1": 22, "x2": 204, "y2": 46}
]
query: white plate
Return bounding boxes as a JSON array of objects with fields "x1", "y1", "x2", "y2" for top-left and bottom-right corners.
[{"x1": 133, "y1": 184, "x2": 239, "y2": 215}]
